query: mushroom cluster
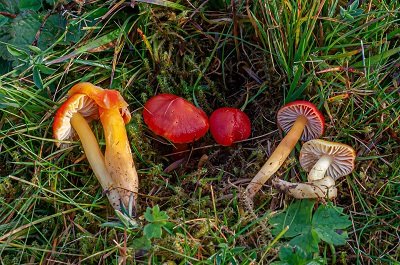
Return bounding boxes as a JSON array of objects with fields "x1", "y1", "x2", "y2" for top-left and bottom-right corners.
[
  {"x1": 53, "y1": 82, "x2": 138, "y2": 212},
  {"x1": 245, "y1": 100, "x2": 356, "y2": 203}
]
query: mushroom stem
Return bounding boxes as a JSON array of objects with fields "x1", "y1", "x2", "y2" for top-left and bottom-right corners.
[
  {"x1": 246, "y1": 115, "x2": 308, "y2": 199},
  {"x1": 272, "y1": 176, "x2": 337, "y2": 199},
  {"x1": 308, "y1": 155, "x2": 333, "y2": 181},
  {"x1": 70, "y1": 112, "x2": 121, "y2": 209},
  {"x1": 100, "y1": 107, "x2": 139, "y2": 209}
]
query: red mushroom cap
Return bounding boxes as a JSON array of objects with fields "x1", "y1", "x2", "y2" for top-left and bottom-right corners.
[
  {"x1": 209, "y1": 107, "x2": 251, "y2": 146},
  {"x1": 277, "y1": 100, "x2": 325, "y2": 141},
  {"x1": 143, "y1": 94, "x2": 209, "y2": 144}
]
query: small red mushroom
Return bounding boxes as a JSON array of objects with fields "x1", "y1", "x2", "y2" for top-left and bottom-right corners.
[
  {"x1": 209, "y1": 107, "x2": 251, "y2": 146},
  {"x1": 143, "y1": 94, "x2": 209, "y2": 144}
]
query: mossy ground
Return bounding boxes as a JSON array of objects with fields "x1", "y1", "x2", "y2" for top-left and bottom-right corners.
[{"x1": 0, "y1": 0, "x2": 399, "y2": 264}]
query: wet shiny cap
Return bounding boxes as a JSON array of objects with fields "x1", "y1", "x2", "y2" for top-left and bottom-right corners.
[
  {"x1": 209, "y1": 107, "x2": 251, "y2": 146},
  {"x1": 143, "y1": 94, "x2": 209, "y2": 143}
]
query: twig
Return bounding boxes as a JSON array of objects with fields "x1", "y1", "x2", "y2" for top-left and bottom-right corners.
[{"x1": 0, "y1": 12, "x2": 16, "y2": 18}]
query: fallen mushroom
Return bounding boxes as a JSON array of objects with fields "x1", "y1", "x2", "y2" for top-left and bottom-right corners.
[
  {"x1": 67, "y1": 83, "x2": 138, "y2": 210},
  {"x1": 67, "y1": 82, "x2": 131, "y2": 123},
  {"x1": 299, "y1": 139, "x2": 356, "y2": 181},
  {"x1": 53, "y1": 93, "x2": 121, "y2": 209},
  {"x1": 272, "y1": 175, "x2": 337, "y2": 199},
  {"x1": 209, "y1": 107, "x2": 251, "y2": 146},
  {"x1": 245, "y1": 100, "x2": 325, "y2": 200},
  {"x1": 143, "y1": 93, "x2": 209, "y2": 147}
]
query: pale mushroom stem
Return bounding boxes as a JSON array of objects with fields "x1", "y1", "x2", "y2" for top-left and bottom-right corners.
[
  {"x1": 100, "y1": 108, "x2": 139, "y2": 210},
  {"x1": 245, "y1": 115, "x2": 308, "y2": 199},
  {"x1": 272, "y1": 176, "x2": 337, "y2": 199},
  {"x1": 70, "y1": 113, "x2": 121, "y2": 209},
  {"x1": 308, "y1": 155, "x2": 333, "y2": 182}
]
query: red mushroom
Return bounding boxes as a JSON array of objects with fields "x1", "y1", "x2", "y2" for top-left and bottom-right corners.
[
  {"x1": 142, "y1": 94, "x2": 209, "y2": 144},
  {"x1": 209, "y1": 107, "x2": 251, "y2": 146},
  {"x1": 245, "y1": 100, "x2": 325, "y2": 201}
]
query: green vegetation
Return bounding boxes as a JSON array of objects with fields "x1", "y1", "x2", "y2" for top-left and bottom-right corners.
[{"x1": 0, "y1": 0, "x2": 399, "y2": 264}]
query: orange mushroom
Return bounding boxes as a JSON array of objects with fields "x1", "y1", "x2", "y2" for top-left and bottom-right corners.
[
  {"x1": 53, "y1": 94, "x2": 121, "y2": 209},
  {"x1": 67, "y1": 83, "x2": 138, "y2": 209}
]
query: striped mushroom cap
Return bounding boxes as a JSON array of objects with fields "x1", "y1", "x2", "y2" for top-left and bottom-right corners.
[
  {"x1": 300, "y1": 139, "x2": 356, "y2": 180},
  {"x1": 277, "y1": 100, "x2": 325, "y2": 141},
  {"x1": 53, "y1": 94, "x2": 99, "y2": 146}
]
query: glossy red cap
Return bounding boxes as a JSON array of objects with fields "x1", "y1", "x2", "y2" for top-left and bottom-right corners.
[
  {"x1": 277, "y1": 100, "x2": 325, "y2": 141},
  {"x1": 209, "y1": 107, "x2": 251, "y2": 146},
  {"x1": 143, "y1": 94, "x2": 209, "y2": 144}
]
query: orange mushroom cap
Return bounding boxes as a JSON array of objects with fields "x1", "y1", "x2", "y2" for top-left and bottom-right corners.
[{"x1": 67, "y1": 82, "x2": 131, "y2": 124}]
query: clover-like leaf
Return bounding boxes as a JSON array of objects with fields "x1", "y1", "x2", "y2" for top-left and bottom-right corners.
[
  {"x1": 312, "y1": 203, "x2": 352, "y2": 246},
  {"x1": 270, "y1": 199, "x2": 314, "y2": 238},
  {"x1": 143, "y1": 205, "x2": 169, "y2": 239},
  {"x1": 269, "y1": 199, "x2": 352, "y2": 257},
  {"x1": 144, "y1": 205, "x2": 168, "y2": 224},
  {"x1": 131, "y1": 236, "x2": 152, "y2": 250},
  {"x1": 271, "y1": 245, "x2": 324, "y2": 265},
  {"x1": 143, "y1": 223, "x2": 163, "y2": 239}
]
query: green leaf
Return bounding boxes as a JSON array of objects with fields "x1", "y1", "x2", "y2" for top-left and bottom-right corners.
[
  {"x1": 100, "y1": 221, "x2": 127, "y2": 229},
  {"x1": 289, "y1": 229, "x2": 320, "y2": 253},
  {"x1": 135, "y1": 0, "x2": 186, "y2": 11},
  {"x1": 269, "y1": 200, "x2": 352, "y2": 258},
  {"x1": 312, "y1": 204, "x2": 352, "y2": 246},
  {"x1": 352, "y1": 46, "x2": 400, "y2": 68},
  {"x1": 0, "y1": 13, "x2": 47, "y2": 61},
  {"x1": 143, "y1": 223, "x2": 163, "y2": 239},
  {"x1": 46, "y1": 29, "x2": 120, "y2": 65},
  {"x1": 6, "y1": 45, "x2": 28, "y2": 58},
  {"x1": 131, "y1": 236, "x2": 152, "y2": 250},
  {"x1": 114, "y1": 210, "x2": 140, "y2": 228},
  {"x1": 270, "y1": 200, "x2": 315, "y2": 238},
  {"x1": 19, "y1": 0, "x2": 42, "y2": 11},
  {"x1": 36, "y1": 64, "x2": 56, "y2": 75},
  {"x1": 144, "y1": 205, "x2": 168, "y2": 224},
  {"x1": 33, "y1": 67, "x2": 43, "y2": 89},
  {"x1": 28, "y1": 45, "x2": 42, "y2": 54},
  {"x1": 276, "y1": 246, "x2": 324, "y2": 265}
]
